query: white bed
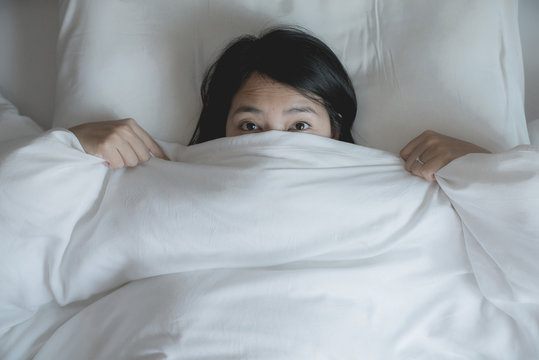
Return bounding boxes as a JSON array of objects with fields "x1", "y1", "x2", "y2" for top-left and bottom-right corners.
[{"x1": 1, "y1": 1, "x2": 538, "y2": 359}]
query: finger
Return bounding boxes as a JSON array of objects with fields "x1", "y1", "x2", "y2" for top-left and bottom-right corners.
[
  {"x1": 107, "y1": 120, "x2": 152, "y2": 163},
  {"x1": 408, "y1": 155, "x2": 428, "y2": 180},
  {"x1": 126, "y1": 120, "x2": 169, "y2": 160},
  {"x1": 116, "y1": 141, "x2": 141, "y2": 167},
  {"x1": 103, "y1": 147, "x2": 125, "y2": 169},
  {"x1": 400, "y1": 131, "x2": 429, "y2": 160},
  {"x1": 422, "y1": 152, "x2": 454, "y2": 181},
  {"x1": 404, "y1": 142, "x2": 431, "y2": 172},
  {"x1": 122, "y1": 130, "x2": 152, "y2": 163},
  {"x1": 407, "y1": 146, "x2": 440, "y2": 181},
  {"x1": 416, "y1": 147, "x2": 442, "y2": 164},
  {"x1": 141, "y1": 134, "x2": 169, "y2": 160},
  {"x1": 410, "y1": 158, "x2": 439, "y2": 182},
  {"x1": 413, "y1": 149, "x2": 453, "y2": 181},
  {"x1": 419, "y1": 164, "x2": 436, "y2": 182},
  {"x1": 400, "y1": 130, "x2": 441, "y2": 161}
]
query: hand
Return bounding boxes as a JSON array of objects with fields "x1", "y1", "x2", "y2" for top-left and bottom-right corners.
[
  {"x1": 400, "y1": 130, "x2": 490, "y2": 182},
  {"x1": 69, "y1": 118, "x2": 169, "y2": 169}
]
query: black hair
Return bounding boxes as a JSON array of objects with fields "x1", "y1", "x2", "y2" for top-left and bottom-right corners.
[{"x1": 189, "y1": 26, "x2": 357, "y2": 144}]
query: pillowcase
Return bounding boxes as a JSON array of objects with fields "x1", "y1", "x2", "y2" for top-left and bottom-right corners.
[
  {"x1": 53, "y1": 0, "x2": 529, "y2": 153},
  {"x1": 0, "y1": 93, "x2": 43, "y2": 143}
]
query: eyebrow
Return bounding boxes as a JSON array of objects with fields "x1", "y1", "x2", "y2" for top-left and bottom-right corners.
[
  {"x1": 231, "y1": 106, "x2": 262, "y2": 116},
  {"x1": 284, "y1": 105, "x2": 319, "y2": 115},
  {"x1": 231, "y1": 105, "x2": 319, "y2": 116}
]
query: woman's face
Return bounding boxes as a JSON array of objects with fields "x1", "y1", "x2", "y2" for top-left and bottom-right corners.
[{"x1": 226, "y1": 73, "x2": 334, "y2": 138}]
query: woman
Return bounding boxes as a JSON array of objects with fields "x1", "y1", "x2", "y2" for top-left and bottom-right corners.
[{"x1": 69, "y1": 27, "x2": 489, "y2": 182}]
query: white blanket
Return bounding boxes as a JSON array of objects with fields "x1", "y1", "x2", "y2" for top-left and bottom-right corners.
[{"x1": 0, "y1": 130, "x2": 538, "y2": 359}]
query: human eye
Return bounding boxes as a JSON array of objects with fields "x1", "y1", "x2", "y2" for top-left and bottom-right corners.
[
  {"x1": 239, "y1": 121, "x2": 260, "y2": 132},
  {"x1": 289, "y1": 121, "x2": 311, "y2": 131}
]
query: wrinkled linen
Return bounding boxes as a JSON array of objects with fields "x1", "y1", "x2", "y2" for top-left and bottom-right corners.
[{"x1": 0, "y1": 130, "x2": 538, "y2": 359}]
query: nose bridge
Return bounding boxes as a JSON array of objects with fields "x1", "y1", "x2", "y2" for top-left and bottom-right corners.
[{"x1": 264, "y1": 108, "x2": 287, "y2": 132}]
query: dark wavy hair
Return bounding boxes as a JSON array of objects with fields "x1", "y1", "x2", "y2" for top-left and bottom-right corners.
[{"x1": 189, "y1": 26, "x2": 357, "y2": 144}]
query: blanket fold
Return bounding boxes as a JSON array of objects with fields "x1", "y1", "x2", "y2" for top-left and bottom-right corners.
[{"x1": 1, "y1": 130, "x2": 537, "y2": 359}]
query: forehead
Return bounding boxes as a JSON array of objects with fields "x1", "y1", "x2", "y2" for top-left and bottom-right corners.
[{"x1": 232, "y1": 73, "x2": 317, "y2": 105}]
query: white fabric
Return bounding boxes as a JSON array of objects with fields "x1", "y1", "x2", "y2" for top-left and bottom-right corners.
[
  {"x1": 0, "y1": 93, "x2": 42, "y2": 142},
  {"x1": 1, "y1": 130, "x2": 537, "y2": 359},
  {"x1": 53, "y1": 0, "x2": 529, "y2": 152}
]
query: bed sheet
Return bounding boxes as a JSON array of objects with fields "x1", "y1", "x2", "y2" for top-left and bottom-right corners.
[{"x1": 1, "y1": 130, "x2": 538, "y2": 359}]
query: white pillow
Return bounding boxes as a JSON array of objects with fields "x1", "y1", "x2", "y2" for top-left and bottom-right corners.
[
  {"x1": 54, "y1": 0, "x2": 529, "y2": 153},
  {"x1": 0, "y1": 93, "x2": 43, "y2": 143}
]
